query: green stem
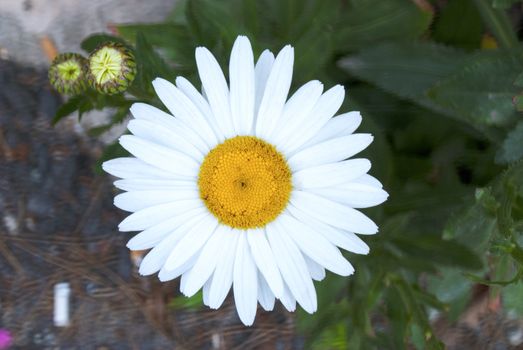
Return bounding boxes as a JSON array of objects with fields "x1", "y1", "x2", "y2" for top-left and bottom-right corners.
[{"x1": 473, "y1": 0, "x2": 519, "y2": 49}]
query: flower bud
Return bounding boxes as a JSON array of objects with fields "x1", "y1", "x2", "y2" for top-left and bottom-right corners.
[
  {"x1": 88, "y1": 42, "x2": 136, "y2": 95},
  {"x1": 48, "y1": 53, "x2": 88, "y2": 95}
]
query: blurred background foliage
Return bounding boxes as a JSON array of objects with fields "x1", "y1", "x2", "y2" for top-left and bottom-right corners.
[{"x1": 52, "y1": 0, "x2": 523, "y2": 348}]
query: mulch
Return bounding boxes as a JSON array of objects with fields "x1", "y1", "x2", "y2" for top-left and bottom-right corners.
[{"x1": 0, "y1": 59, "x2": 295, "y2": 350}]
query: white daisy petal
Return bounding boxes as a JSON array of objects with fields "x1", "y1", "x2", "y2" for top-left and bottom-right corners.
[
  {"x1": 255, "y1": 45, "x2": 294, "y2": 139},
  {"x1": 288, "y1": 205, "x2": 370, "y2": 255},
  {"x1": 209, "y1": 229, "x2": 239, "y2": 309},
  {"x1": 118, "y1": 200, "x2": 203, "y2": 232},
  {"x1": 288, "y1": 134, "x2": 374, "y2": 172},
  {"x1": 183, "y1": 225, "x2": 230, "y2": 297},
  {"x1": 114, "y1": 189, "x2": 199, "y2": 212},
  {"x1": 175, "y1": 76, "x2": 225, "y2": 142},
  {"x1": 127, "y1": 119, "x2": 204, "y2": 162},
  {"x1": 103, "y1": 157, "x2": 175, "y2": 180},
  {"x1": 246, "y1": 228, "x2": 284, "y2": 298},
  {"x1": 138, "y1": 215, "x2": 203, "y2": 275},
  {"x1": 127, "y1": 208, "x2": 207, "y2": 250},
  {"x1": 304, "y1": 255, "x2": 326, "y2": 281},
  {"x1": 279, "y1": 213, "x2": 354, "y2": 276},
  {"x1": 159, "y1": 254, "x2": 197, "y2": 282},
  {"x1": 279, "y1": 282, "x2": 296, "y2": 312},
  {"x1": 291, "y1": 191, "x2": 378, "y2": 235},
  {"x1": 254, "y1": 50, "x2": 275, "y2": 117},
  {"x1": 299, "y1": 111, "x2": 362, "y2": 150},
  {"x1": 269, "y1": 80, "x2": 323, "y2": 147},
  {"x1": 293, "y1": 159, "x2": 371, "y2": 189},
  {"x1": 130, "y1": 103, "x2": 210, "y2": 155},
  {"x1": 353, "y1": 174, "x2": 384, "y2": 188},
  {"x1": 267, "y1": 222, "x2": 317, "y2": 313},
  {"x1": 152, "y1": 78, "x2": 219, "y2": 147},
  {"x1": 233, "y1": 231, "x2": 258, "y2": 326},
  {"x1": 202, "y1": 277, "x2": 212, "y2": 306},
  {"x1": 229, "y1": 36, "x2": 255, "y2": 135},
  {"x1": 283, "y1": 85, "x2": 345, "y2": 153},
  {"x1": 114, "y1": 178, "x2": 197, "y2": 192},
  {"x1": 310, "y1": 183, "x2": 389, "y2": 208},
  {"x1": 164, "y1": 215, "x2": 219, "y2": 272},
  {"x1": 179, "y1": 269, "x2": 191, "y2": 294},
  {"x1": 195, "y1": 47, "x2": 235, "y2": 138},
  {"x1": 119, "y1": 135, "x2": 199, "y2": 178},
  {"x1": 257, "y1": 273, "x2": 275, "y2": 311}
]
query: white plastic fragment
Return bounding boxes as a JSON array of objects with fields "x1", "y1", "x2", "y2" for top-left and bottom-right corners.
[{"x1": 53, "y1": 282, "x2": 71, "y2": 327}]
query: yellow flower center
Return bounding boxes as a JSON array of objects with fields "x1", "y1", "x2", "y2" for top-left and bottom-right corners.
[
  {"x1": 198, "y1": 136, "x2": 292, "y2": 229},
  {"x1": 56, "y1": 60, "x2": 82, "y2": 81},
  {"x1": 89, "y1": 47, "x2": 123, "y2": 85}
]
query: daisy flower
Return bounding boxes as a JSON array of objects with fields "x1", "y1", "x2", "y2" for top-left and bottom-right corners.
[{"x1": 103, "y1": 36, "x2": 388, "y2": 326}]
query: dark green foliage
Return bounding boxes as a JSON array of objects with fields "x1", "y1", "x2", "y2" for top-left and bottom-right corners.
[
  {"x1": 50, "y1": 0, "x2": 523, "y2": 348},
  {"x1": 433, "y1": 0, "x2": 483, "y2": 49}
]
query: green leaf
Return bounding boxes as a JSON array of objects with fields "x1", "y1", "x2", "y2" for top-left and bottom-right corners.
[
  {"x1": 117, "y1": 23, "x2": 195, "y2": 67},
  {"x1": 514, "y1": 94, "x2": 523, "y2": 111},
  {"x1": 502, "y1": 281, "x2": 523, "y2": 316},
  {"x1": 336, "y1": 0, "x2": 433, "y2": 52},
  {"x1": 81, "y1": 33, "x2": 129, "y2": 53},
  {"x1": 514, "y1": 72, "x2": 523, "y2": 87},
  {"x1": 492, "y1": 0, "x2": 521, "y2": 8},
  {"x1": 186, "y1": 0, "x2": 247, "y2": 49},
  {"x1": 339, "y1": 42, "x2": 467, "y2": 102},
  {"x1": 52, "y1": 95, "x2": 83, "y2": 125},
  {"x1": 133, "y1": 32, "x2": 174, "y2": 96},
  {"x1": 473, "y1": 0, "x2": 519, "y2": 48},
  {"x1": 168, "y1": 290, "x2": 203, "y2": 310},
  {"x1": 428, "y1": 51, "x2": 523, "y2": 127},
  {"x1": 496, "y1": 121, "x2": 523, "y2": 163},
  {"x1": 340, "y1": 43, "x2": 522, "y2": 130},
  {"x1": 464, "y1": 270, "x2": 521, "y2": 285},
  {"x1": 391, "y1": 234, "x2": 483, "y2": 270},
  {"x1": 432, "y1": 0, "x2": 483, "y2": 49}
]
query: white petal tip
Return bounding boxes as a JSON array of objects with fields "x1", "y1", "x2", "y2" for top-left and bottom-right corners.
[
  {"x1": 138, "y1": 266, "x2": 153, "y2": 276},
  {"x1": 239, "y1": 317, "x2": 255, "y2": 327}
]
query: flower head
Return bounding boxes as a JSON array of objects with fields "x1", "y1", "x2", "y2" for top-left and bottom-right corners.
[
  {"x1": 103, "y1": 36, "x2": 388, "y2": 326},
  {"x1": 88, "y1": 42, "x2": 136, "y2": 95},
  {"x1": 48, "y1": 53, "x2": 88, "y2": 95}
]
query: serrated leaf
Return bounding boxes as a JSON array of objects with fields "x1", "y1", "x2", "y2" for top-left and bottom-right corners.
[
  {"x1": 428, "y1": 52, "x2": 522, "y2": 127},
  {"x1": 391, "y1": 235, "x2": 483, "y2": 270},
  {"x1": 336, "y1": 0, "x2": 433, "y2": 51},
  {"x1": 340, "y1": 44, "x2": 522, "y2": 130},
  {"x1": 339, "y1": 42, "x2": 468, "y2": 102},
  {"x1": 433, "y1": 0, "x2": 483, "y2": 49},
  {"x1": 186, "y1": 0, "x2": 248, "y2": 50},
  {"x1": 133, "y1": 32, "x2": 174, "y2": 95},
  {"x1": 496, "y1": 121, "x2": 523, "y2": 163},
  {"x1": 514, "y1": 72, "x2": 523, "y2": 87},
  {"x1": 117, "y1": 23, "x2": 194, "y2": 67},
  {"x1": 52, "y1": 95, "x2": 83, "y2": 125}
]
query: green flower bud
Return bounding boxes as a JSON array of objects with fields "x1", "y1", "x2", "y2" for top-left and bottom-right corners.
[
  {"x1": 88, "y1": 42, "x2": 136, "y2": 95},
  {"x1": 48, "y1": 53, "x2": 88, "y2": 95}
]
